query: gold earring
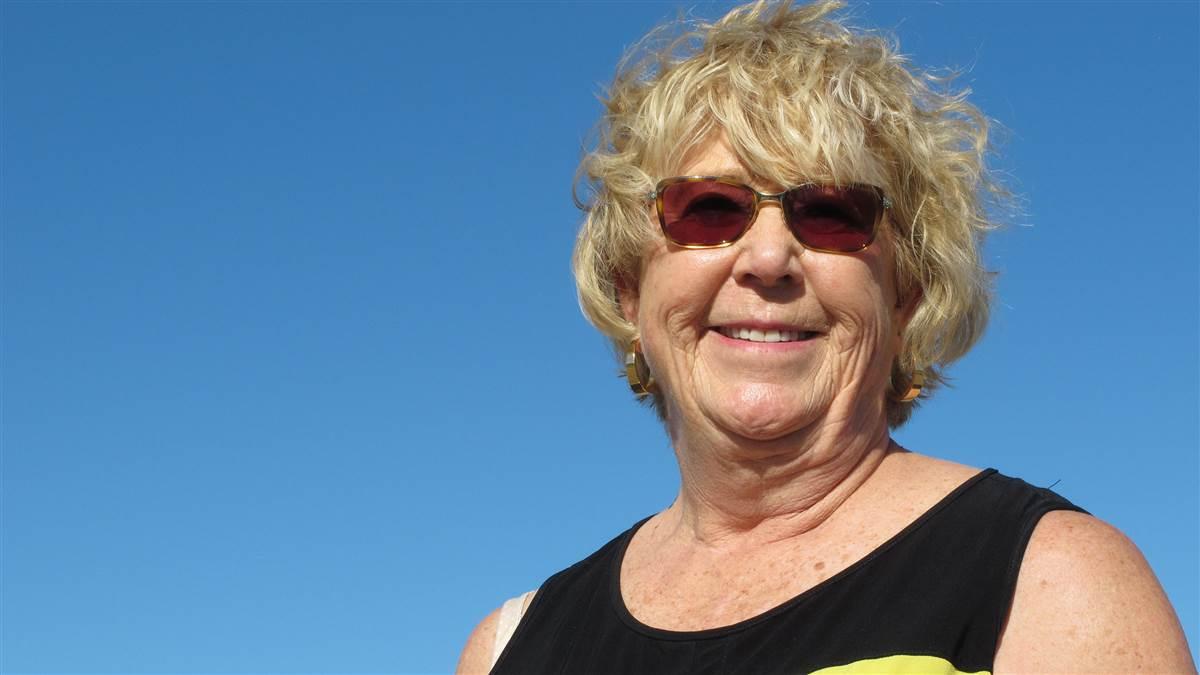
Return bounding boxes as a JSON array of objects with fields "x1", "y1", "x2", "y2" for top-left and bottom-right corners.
[
  {"x1": 897, "y1": 371, "x2": 925, "y2": 403},
  {"x1": 625, "y1": 338, "x2": 656, "y2": 396}
]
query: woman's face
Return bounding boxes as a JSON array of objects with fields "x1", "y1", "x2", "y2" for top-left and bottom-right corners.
[{"x1": 622, "y1": 136, "x2": 911, "y2": 443}]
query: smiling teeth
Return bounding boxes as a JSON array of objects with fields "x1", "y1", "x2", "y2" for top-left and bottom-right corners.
[{"x1": 719, "y1": 327, "x2": 814, "y2": 343}]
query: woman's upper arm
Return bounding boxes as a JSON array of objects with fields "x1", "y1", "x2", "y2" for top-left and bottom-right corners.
[
  {"x1": 995, "y1": 510, "x2": 1195, "y2": 673},
  {"x1": 455, "y1": 605, "x2": 502, "y2": 675},
  {"x1": 456, "y1": 591, "x2": 538, "y2": 675}
]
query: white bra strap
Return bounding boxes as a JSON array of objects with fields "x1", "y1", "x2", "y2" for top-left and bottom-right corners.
[{"x1": 490, "y1": 590, "x2": 535, "y2": 669}]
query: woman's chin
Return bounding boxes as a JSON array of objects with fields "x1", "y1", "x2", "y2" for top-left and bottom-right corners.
[{"x1": 699, "y1": 384, "x2": 826, "y2": 443}]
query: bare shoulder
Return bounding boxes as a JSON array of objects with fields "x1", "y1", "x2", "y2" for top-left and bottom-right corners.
[
  {"x1": 456, "y1": 591, "x2": 538, "y2": 675},
  {"x1": 455, "y1": 605, "x2": 502, "y2": 675},
  {"x1": 995, "y1": 510, "x2": 1196, "y2": 674}
]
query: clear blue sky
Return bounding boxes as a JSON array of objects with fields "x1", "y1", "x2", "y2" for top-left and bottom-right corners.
[{"x1": 2, "y1": 2, "x2": 1196, "y2": 672}]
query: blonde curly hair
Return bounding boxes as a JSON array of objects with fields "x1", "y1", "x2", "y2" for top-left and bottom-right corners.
[{"x1": 572, "y1": 0, "x2": 1005, "y2": 428}]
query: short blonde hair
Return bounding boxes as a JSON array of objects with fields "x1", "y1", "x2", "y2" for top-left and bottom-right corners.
[{"x1": 572, "y1": 0, "x2": 1005, "y2": 428}]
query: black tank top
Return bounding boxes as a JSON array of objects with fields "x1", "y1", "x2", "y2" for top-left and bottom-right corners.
[{"x1": 491, "y1": 469, "x2": 1085, "y2": 674}]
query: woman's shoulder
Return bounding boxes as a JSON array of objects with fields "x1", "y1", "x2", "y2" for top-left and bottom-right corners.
[
  {"x1": 882, "y1": 451, "x2": 1075, "y2": 514},
  {"x1": 456, "y1": 602, "x2": 502, "y2": 674},
  {"x1": 892, "y1": 453, "x2": 1194, "y2": 670},
  {"x1": 994, "y1": 504, "x2": 1195, "y2": 672},
  {"x1": 871, "y1": 451, "x2": 985, "y2": 514},
  {"x1": 882, "y1": 450, "x2": 982, "y2": 487},
  {"x1": 456, "y1": 591, "x2": 538, "y2": 675}
]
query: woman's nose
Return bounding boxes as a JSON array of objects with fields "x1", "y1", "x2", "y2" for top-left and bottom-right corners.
[{"x1": 731, "y1": 202, "x2": 805, "y2": 288}]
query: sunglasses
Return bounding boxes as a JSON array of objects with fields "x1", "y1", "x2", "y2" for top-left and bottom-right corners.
[{"x1": 651, "y1": 176, "x2": 891, "y2": 254}]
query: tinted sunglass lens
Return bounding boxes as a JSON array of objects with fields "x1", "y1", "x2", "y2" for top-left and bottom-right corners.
[
  {"x1": 783, "y1": 185, "x2": 878, "y2": 252},
  {"x1": 659, "y1": 181, "x2": 755, "y2": 246}
]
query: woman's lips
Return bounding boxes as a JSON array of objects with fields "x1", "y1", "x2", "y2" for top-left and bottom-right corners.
[
  {"x1": 715, "y1": 326, "x2": 819, "y2": 343},
  {"x1": 709, "y1": 324, "x2": 822, "y2": 353}
]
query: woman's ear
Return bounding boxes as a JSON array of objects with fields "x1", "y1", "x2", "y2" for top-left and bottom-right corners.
[
  {"x1": 617, "y1": 277, "x2": 639, "y2": 326},
  {"x1": 894, "y1": 288, "x2": 923, "y2": 333}
]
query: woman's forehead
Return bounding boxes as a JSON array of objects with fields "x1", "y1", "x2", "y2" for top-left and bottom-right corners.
[
  {"x1": 669, "y1": 129, "x2": 888, "y2": 189},
  {"x1": 675, "y1": 135, "x2": 753, "y2": 179}
]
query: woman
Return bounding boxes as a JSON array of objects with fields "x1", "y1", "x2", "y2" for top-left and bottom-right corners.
[{"x1": 459, "y1": 1, "x2": 1195, "y2": 672}]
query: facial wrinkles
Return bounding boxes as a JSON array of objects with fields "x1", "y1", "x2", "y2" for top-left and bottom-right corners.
[
  {"x1": 658, "y1": 270, "x2": 899, "y2": 533},
  {"x1": 655, "y1": 254, "x2": 896, "y2": 448},
  {"x1": 777, "y1": 306, "x2": 894, "y2": 495},
  {"x1": 815, "y1": 275, "x2": 902, "y2": 454},
  {"x1": 646, "y1": 136, "x2": 899, "y2": 446},
  {"x1": 638, "y1": 245, "x2": 719, "y2": 416},
  {"x1": 825, "y1": 279, "x2": 895, "y2": 420}
]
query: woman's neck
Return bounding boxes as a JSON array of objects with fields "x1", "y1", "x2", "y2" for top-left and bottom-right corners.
[{"x1": 662, "y1": 412, "x2": 897, "y2": 549}]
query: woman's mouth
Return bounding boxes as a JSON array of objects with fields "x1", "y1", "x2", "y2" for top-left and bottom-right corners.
[{"x1": 715, "y1": 326, "x2": 819, "y2": 343}]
